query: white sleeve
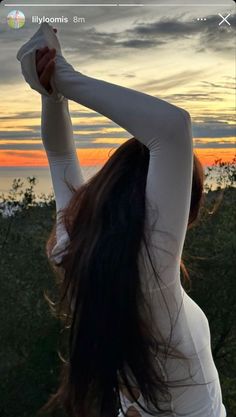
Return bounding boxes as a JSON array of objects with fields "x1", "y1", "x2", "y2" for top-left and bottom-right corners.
[
  {"x1": 16, "y1": 23, "x2": 86, "y2": 265},
  {"x1": 53, "y1": 55, "x2": 193, "y2": 286},
  {"x1": 17, "y1": 23, "x2": 193, "y2": 287},
  {"x1": 41, "y1": 96, "x2": 85, "y2": 264}
]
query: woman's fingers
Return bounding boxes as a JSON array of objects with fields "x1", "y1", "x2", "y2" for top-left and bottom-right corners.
[
  {"x1": 35, "y1": 45, "x2": 57, "y2": 92},
  {"x1": 37, "y1": 49, "x2": 56, "y2": 76},
  {"x1": 36, "y1": 46, "x2": 49, "y2": 64},
  {"x1": 37, "y1": 49, "x2": 56, "y2": 75},
  {"x1": 39, "y1": 59, "x2": 55, "y2": 92}
]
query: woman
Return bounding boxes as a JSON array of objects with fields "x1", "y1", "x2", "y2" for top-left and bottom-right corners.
[{"x1": 17, "y1": 23, "x2": 226, "y2": 417}]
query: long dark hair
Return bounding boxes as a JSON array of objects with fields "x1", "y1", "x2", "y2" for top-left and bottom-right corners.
[{"x1": 40, "y1": 138, "x2": 205, "y2": 417}]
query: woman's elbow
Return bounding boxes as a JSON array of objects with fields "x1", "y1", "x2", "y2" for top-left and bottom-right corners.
[{"x1": 165, "y1": 107, "x2": 192, "y2": 139}]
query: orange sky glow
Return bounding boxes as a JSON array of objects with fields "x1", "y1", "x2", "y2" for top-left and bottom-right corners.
[{"x1": 0, "y1": 147, "x2": 235, "y2": 168}]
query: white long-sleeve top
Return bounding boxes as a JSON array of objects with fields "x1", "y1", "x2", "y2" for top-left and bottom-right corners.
[{"x1": 17, "y1": 23, "x2": 226, "y2": 417}]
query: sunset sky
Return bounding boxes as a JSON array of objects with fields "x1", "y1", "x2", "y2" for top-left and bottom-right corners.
[{"x1": 0, "y1": 0, "x2": 235, "y2": 178}]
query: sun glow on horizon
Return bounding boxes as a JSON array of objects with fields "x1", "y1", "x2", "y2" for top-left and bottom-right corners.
[{"x1": 0, "y1": 147, "x2": 235, "y2": 169}]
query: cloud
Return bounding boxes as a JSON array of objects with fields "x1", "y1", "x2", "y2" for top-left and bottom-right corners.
[
  {"x1": 61, "y1": 12, "x2": 234, "y2": 58},
  {"x1": 193, "y1": 142, "x2": 236, "y2": 149},
  {"x1": 0, "y1": 10, "x2": 234, "y2": 84},
  {"x1": 127, "y1": 19, "x2": 196, "y2": 38},
  {"x1": 0, "y1": 110, "x2": 108, "y2": 120},
  {"x1": 132, "y1": 69, "x2": 207, "y2": 93},
  {"x1": 0, "y1": 119, "x2": 127, "y2": 139},
  {"x1": 0, "y1": 111, "x2": 41, "y2": 120},
  {"x1": 192, "y1": 120, "x2": 236, "y2": 138},
  {"x1": 0, "y1": 142, "x2": 122, "y2": 150},
  {"x1": 194, "y1": 114, "x2": 236, "y2": 123},
  {"x1": 66, "y1": 14, "x2": 234, "y2": 57},
  {"x1": 0, "y1": 132, "x2": 40, "y2": 139},
  {"x1": 162, "y1": 93, "x2": 224, "y2": 102},
  {"x1": 126, "y1": 14, "x2": 235, "y2": 54},
  {"x1": 120, "y1": 39, "x2": 161, "y2": 49},
  {"x1": 0, "y1": 118, "x2": 235, "y2": 151},
  {"x1": 201, "y1": 80, "x2": 235, "y2": 90}
]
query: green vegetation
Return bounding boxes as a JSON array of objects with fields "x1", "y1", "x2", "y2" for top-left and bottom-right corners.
[{"x1": 0, "y1": 157, "x2": 235, "y2": 417}]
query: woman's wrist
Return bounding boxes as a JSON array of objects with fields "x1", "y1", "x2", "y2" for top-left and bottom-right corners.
[{"x1": 41, "y1": 91, "x2": 67, "y2": 105}]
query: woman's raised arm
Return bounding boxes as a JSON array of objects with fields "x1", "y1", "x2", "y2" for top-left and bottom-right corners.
[
  {"x1": 53, "y1": 55, "x2": 193, "y2": 287},
  {"x1": 17, "y1": 22, "x2": 193, "y2": 287},
  {"x1": 41, "y1": 96, "x2": 84, "y2": 213},
  {"x1": 41, "y1": 96, "x2": 85, "y2": 263}
]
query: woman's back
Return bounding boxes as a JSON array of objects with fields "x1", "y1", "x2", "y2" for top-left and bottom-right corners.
[
  {"x1": 122, "y1": 280, "x2": 226, "y2": 416},
  {"x1": 17, "y1": 22, "x2": 227, "y2": 417}
]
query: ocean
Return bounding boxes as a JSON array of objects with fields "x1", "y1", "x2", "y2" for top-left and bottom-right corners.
[
  {"x1": 0, "y1": 164, "x2": 228, "y2": 207},
  {"x1": 0, "y1": 165, "x2": 101, "y2": 201}
]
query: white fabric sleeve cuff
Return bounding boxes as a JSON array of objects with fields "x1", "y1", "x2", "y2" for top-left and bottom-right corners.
[{"x1": 16, "y1": 22, "x2": 64, "y2": 102}]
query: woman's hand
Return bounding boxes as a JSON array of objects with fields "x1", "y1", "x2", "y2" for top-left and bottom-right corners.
[{"x1": 36, "y1": 28, "x2": 57, "y2": 94}]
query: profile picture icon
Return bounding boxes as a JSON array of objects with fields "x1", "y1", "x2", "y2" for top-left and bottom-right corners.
[{"x1": 7, "y1": 10, "x2": 25, "y2": 29}]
